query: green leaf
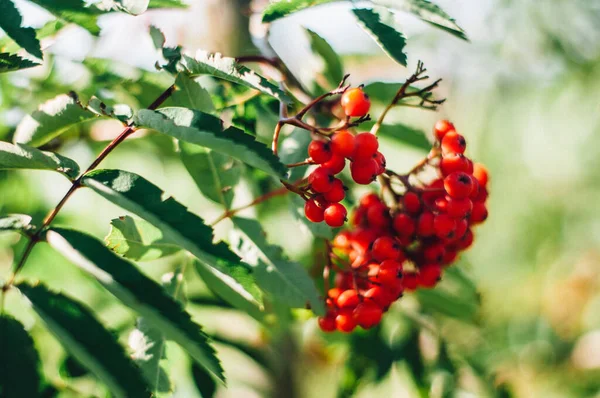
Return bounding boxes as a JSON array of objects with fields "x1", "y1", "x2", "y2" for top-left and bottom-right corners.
[
  {"x1": 0, "y1": 141, "x2": 80, "y2": 178},
  {"x1": 364, "y1": 122, "x2": 430, "y2": 152},
  {"x1": 46, "y1": 227, "x2": 225, "y2": 382},
  {"x1": 230, "y1": 217, "x2": 325, "y2": 315},
  {"x1": 0, "y1": 315, "x2": 42, "y2": 398},
  {"x1": 353, "y1": 7, "x2": 408, "y2": 66},
  {"x1": 414, "y1": 287, "x2": 479, "y2": 323},
  {"x1": 135, "y1": 107, "x2": 287, "y2": 178},
  {"x1": 0, "y1": 52, "x2": 39, "y2": 73},
  {"x1": 262, "y1": 0, "x2": 336, "y2": 22},
  {"x1": 106, "y1": 216, "x2": 181, "y2": 261},
  {"x1": 107, "y1": 0, "x2": 150, "y2": 15},
  {"x1": 0, "y1": 0, "x2": 42, "y2": 58},
  {"x1": 288, "y1": 195, "x2": 334, "y2": 239},
  {"x1": 0, "y1": 20, "x2": 65, "y2": 54},
  {"x1": 16, "y1": 282, "x2": 151, "y2": 397},
  {"x1": 0, "y1": 214, "x2": 33, "y2": 234},
  {"x1": 172, "y1": 74, "x2": 215, "y2": 112},
  {"x1": 305, "y1": 28, "x2": 344, "y2": 92},
  {"x1": 179, "y1": 52, "x2": 291, "y2": 103},
  {"x1": 191, "y1": 362, "x2": 217, "y2": 398},
  {"x1": 86, "y1": 96, "x2": 133, "y2": 123},
  {"x1": 373, "y1": 0, "x2": 467, "y2": 40},
  {"x1": 179, "y1": 142, "x2": 241, "y2": 208},
  {"x1": 148, "y1": 0, "x2": 186, "y2": 8},
  {"x1": 13, "y1": 94, "x2": 96, "y2": 147},
  {"x1": 149, "y1": 25, "x2": 165, "y2": 49},
  {"x1": 29, "y1": 0, "x2": 103, "y2": 36},
  {"x1": 82, "y1": 169, "x2": 263, "y2": 314}
]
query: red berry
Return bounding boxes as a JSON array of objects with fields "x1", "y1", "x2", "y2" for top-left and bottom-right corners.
[
  {"x1": 360, "y1": 193, "x2": 381, "y2": 207},
  {"x1": 323, "y1": 179, "x2": 346, "y2": 203},
  {"x1": 371, "y1": 237, "x2": 401, "y2": 261},
  {"x1": 341, "y1": 87, "x2": 371, "y2": 117},
  {"x1": 335, "y1": 309, "x2": 357, "y2": 332},
  {"x1": 353, "y1": 302, "x2": 383, "y2": 329},
  {"x1": 363, "y1": 286, "x2": 391, "y2": 307},
  {"x1": 440, "y1": 153, "x2": 471, "y2": 176},
  {"x1": 442, "y1": 248, "x2": 458, "y2": 265},
  {"x1": 434, "y1": 119, "x2": 455, "y2": 141},
  {"x1": 444, "y1": 172, "x2": 474, "y2": 199},
  {"x1": 331, "y1": 130, "x2": 355, "y2": 158},
  {"x1": 333, "y1": 230, "x2": 351, "y2": 248},
  {"x1": 468, "y1": 174, "x2": 480, "y2": 200},
  {"x1": 434, "y1": 214, "x2": 457, "y2": 239},
  {"x1": 393, "y1": 213, "x2": 416, "y2": 237},
  {"x1": 322, "y1": 154, "x2": 346, "y2": 174},
  {"x1": 434, "y1": 196, "x2": 449, "y2": 212},
  {"x1": 377, "y1": 260, "x2": 403, "y2": 285},
  {"x1": 418, "y1": 264, "x2": 442, "y2": 288},
  {"x1": 308, "y1": 140, "x2": 332, "y2": 164},
  {"x1": 403, "y1": 273, "x2": 419, "y2": 290},
  {"x1": 470, "y1": 202, "x2": 488, "y2": 224},
  {"x1": 350, "y1": 158, "x2": 378, "y2": 184},
  {"x1": 453, "y1": 218, "x2": 469, "y2": 241},
  {"x1": 324, "y1": 203, "x2": 347, "y2": 227},
  {"x1": 352, "y1": 133, "x2": 379, "y2": 161},
  {"x1": 447, "y1": 197, "x2": 473, "y2": 219},
  {"x1": 473, "y1": 163, "x2": 489, "y2": 187},
  {"x1": 456, "y1": 229, "x2": 474, "y2": 250},
  {"x1": 403, "y1": 192, "x2": 421, "y2": 214},
  {"x1": 366, "y1": 203, "x2": 390, "y2": 228},
  {"x1": 318, "y1": 313, "x2": 337, "y2": 332},
  {"x1": 327, "y1": 288, "x2": 344, "y2": 301},
  {"x1": 423, "y1": 243, "x2": 446, "y2": 263},
  {"x1": 474, "y1": 186, "x2": 489, "y2": 202},
  {"x1": 441, "y1": 131, "x2": 466, "y2": 155},
  {"x1": 336, "y1": 289, "x2": 360, "y2": 309},
  {"x1": 309, "y1": 166, "x2": 335, "y2": 193},
  {"x1": 373, "y1": 151, "x2": 386, "y2": 175},
  {"x1": 335, "y1": 272, "x2": 353, "y2": 289},
  {"x1": 304, "y1": 199, "x2": 325, "y2": 222},
  {"x1": 417, "y1": 212, "x2": 435, "y2": 237}
]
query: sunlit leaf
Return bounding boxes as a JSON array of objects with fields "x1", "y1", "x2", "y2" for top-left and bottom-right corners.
[
  {"x1": 0, "y1": 214, "x2": 33, "y2": 234},
  {"x1": 0, "y1": 0, "x2": 42, "y2": 58},
  {"x1": 0, "y1": 141, "x2": 80, "y2": 178},
  {"x1": 171, "y1": 74, "x2": 215, "y2": 112},
  {"x1": 353, "y1": 7, "x2": 408, "y2": 66}
]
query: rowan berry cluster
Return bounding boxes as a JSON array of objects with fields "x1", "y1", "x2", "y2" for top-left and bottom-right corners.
[
  {"x1": 304, "y1": 88, "x2": 386, "y2": 227},
  {"x1": 317, "y1": 120, "x2": 489, "y2": 333}
]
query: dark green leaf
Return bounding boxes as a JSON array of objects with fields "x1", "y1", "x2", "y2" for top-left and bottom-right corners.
[
  {"x1": 288, "y1": 195, "x2": 334, "y2": 239},
  {"x1": 305, "y1": 28, "x2": 344, "y2": 91},
  {"x1": 46, "y1": 227, "x2": 225, "y2": 382},
  {"x1": 179, "y1": 142, "x2": 241, "y2": 208},
  {"x1": 29, "y1": 0, "x2": 103, "y2": 36},
  {"x1": 105, "y1": 216, "x2": 181, "y2": 261},
  {"x1": 16, "y1": 283, "x2": 151, "y2": 397},
  {"x1": 230, "y1": 217, "x2": 325, "y2": 315},
  {"x1": 0, "y1": 141, "x2": 80, "y2": 178},
  {"x1": 179, "y1": 52, "x2": 290, "y2": 103},
  {"x1": 262, "y1": 0, "x2": 336, "y2": 22},
  {"x1": 82, "y1": 169, "x2": 263, "y2": 315},
  {"x1": 353, "y1": 8, "x2": 408, "y2": 66},
  {"x1": 13, "y1": 94, "x2": 96, "y2": 147},
  {"x1": 0, "y1": 315, "x2": 42, "y2": 398},
  {"x1": 0, "y1": 20, "x2": 65, "y2": 54},
  {"x1": 373, "y1": 0, "x2": 467, "y2": 40},
  {"x1": 0, "y1": 0, "x2": 42, "y2": 58},
  {"x1": 135, "y1": 107, "x2": 287, "y2": 177},
  {"x1": 172, "y1": 74, "x2": 215, "y2": 112},
  {"x1": 0, "y1": 52, "x2": 39, "y2": 73},
  {"x1": 0, "y1": 214, "x2": 33, "y2": 234},
  {"x1": 191, "y1": 362, "x2": 217, "y2": 398}
]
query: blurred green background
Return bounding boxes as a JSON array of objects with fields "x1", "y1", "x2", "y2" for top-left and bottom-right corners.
[{"x1": 1, "y1": 0, "x2": 600, "y2": 397}]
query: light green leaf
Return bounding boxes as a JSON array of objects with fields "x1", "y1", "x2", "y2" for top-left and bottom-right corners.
[
  {"x1": 149, "y1": 25, "x2": 165, "y2": 49},
  {"x1": 179, "y1": 142, "x2": 241, "y2": 208},
  {"x1": 279, "y1": 128, "x2": 312, "y2": 181},
  {"x1": 230, "y1": 217, "x2": 325, "y2": 315},
  {"x1": 148, "y1": 0, "x2": 186, "y2": 8},
  {"x1": 179, "y1": 51, "x2": 290, "y2": 103},
  {"x1": 172, "y1": 74, "x2": 215, "y2": 112},
  {"x1": 0, "y1": 141, "x2": 80, "y2": 178},
  {"x1": 106, "y1": 216, "x2": 181, "y2": 262},
  {"x1": 353, "y1": 7, "x2": 408, "y2": 66},
  {"x1": 13, "y1": 94, "x2": 96, "y2": 147},
  {"x1": 0, "y1": 52, "x2": 39, "y2": 73},
  {"x1": 16, "y1": 283, "x2": 151, "y2": 397},
  {"x1": 262, "y1": 0, "x2": 336, "y2": 22},
  {"x1": 414, "y1": 287, "x2": 479, "y2": 323},
  {"x1": 46, "y1": 227, "x2": 225, "y2": 382},
  {"x1": 135, "y1": 107, "x2": 287, "y2": 177},
  {"x1": 364, "y1": 122, "x2": 430, "y2": 152},
  {"x1": 373, "y1": 0, "x2": 467, "y2": 40},
  {"x1": 82, "y1": 169, "x2": 263, "y2": 315},
  {"x1": 288, "y1": 195, "x2": 334, "y2": 240},
  {"x1": 29, "y1": 0, "x2": 103, "y2": 36},
  {"x1": 305, "y1": 28, "x2": 344, "y2": 91},
  {"x1": 0, "y1": 0, "x2": 42, "y2": 58},
  {"x1": 0, "y1": 214, "x2": 33, "y2": 234},
  {"x1": 0, "y1": 315, "x2": 42, "y2": 398},
  {"x1": 86, "y1": 97, "x2": 133, "y2": 123}
]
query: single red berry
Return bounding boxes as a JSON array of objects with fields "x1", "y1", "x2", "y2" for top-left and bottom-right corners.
[
  {"x1": 418, "y1": 264, "x2": 443, "y2": 288},
  {"x1": 373, "y1": 151, "x2": 386, "y2": 175},
  {"x1": 403, "y1": 273, "x2": 419, "y2": 290},
  {"x1": 327, "y1": 287, "x2": 344, "y2": 301},
  {"x1": 336, "y1": 309, "x2": 357, "y2": 332},
  {"x1": 453, "y1": 218, "x2": 469, "y2": 241},
  {"x1": 371, "y1": 236, "x2": 401, "y2": 261},
  {"x1": 441, "y1": 131, "x2": 467, "y2": 155},
  {"x1": 336, "y1": 289, "x2": 360, "y2": 309},
  {"x1": 456, "y1": 229, "x2": 474, "y2": 250},
  {"x1": 434, "y1": 213, "x2": 457, "y2": 239},
  {"x1": 447, "y1": 197, "x2": 473, "y2": 219},
  {"x1": 309, "y1": 166, "x2": 335, "y2": 193},
  {"x1": 442, "y1": 248, "x2": 458, "y2": 265},
  {"x1": 304, "y1": 199, "x2": 325, "y2": 222},
  {"x1": 318, "y1": 313, "x2": 337, "y2": 332},
  {"x1": 350, "y1": 158, "x2": 378, "y2": 184},
  {"x1": 474, "y1": 186, "x2": 489, "y2": 202},
  {"x1": 351, "y1": 228, "x2": 378, "y2": 254},
  {"x1": 434, "y1": 119, "x2": 455, "y2": 141},
  {"x1": 423, "y1": 243, "x2": 446, "y2": 263},
  {"x1": 434, "y1": 196, "x2": 449, "y2": 212},
  {"x1": 324, "y1": 203, "x2": 347, "y2": 227},
  {"x1": 469, "y1": 202, "x2": 488, "y2": 224},
  {"x1": 366, "y1": 202, "x2": 390, "y2": 228},
  {"x1": 341, "y1": 87, "x2": 371, "y2": 117},
  {"x1": 352, "y1": 133, "x2": 379, "y2": 161},
  {"x1": 468, "y1": 174, "x2": 480, "y2": 200},
  {"x1": 353, "y1": 302, "x2": 383, "y2": 329},
  {"x1": 473, "y1": 163, "x2": 489, "y2": 187},
  {"x1": 322, "y1": 154, "x2": 346, "y2": 174},
  {"x1": 377, "y1": 259, "x2": 403, "y2": 285},
  {"x1": 360, "y1": 193, "x2": 381, "y2": 207},
  {"x1": 444, "y1": 172, "x2": 474, "y2": 199},
  {"x1": 363, "y1": 286, "x2": 392, "y2": 307},
  {"x1": 308, "y1": 140, "x2": 332, "y2": 164},
  {"x1": 393, "y1": 213, "x2": 416, "y2": 237},
  {"x1": 331, "y1": 130, "x2": 356, "y2": 158},
  {"x1": 403, "y1": 192, "x2": 421, "y2": 214},
  {"x1": 332, "y1": 230, "x2": 351, "y2": 248},
  {"x1": 323, "y1": 179, "x2": 346, "y2": 203},
  {"x1": 440, "y1": 153, "x2": 471, "y2": 176},
  {"x1": 417, "y1": 212, "x2": 435, "y2": 237}
]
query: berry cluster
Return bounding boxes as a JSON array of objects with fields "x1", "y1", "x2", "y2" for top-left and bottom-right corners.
[
  {"x1": 303, "y1": 88, "x2": 386, "y2": 228},
  {"x1": 317, "y1": 120, "x2": 489, "y2": 333}
]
